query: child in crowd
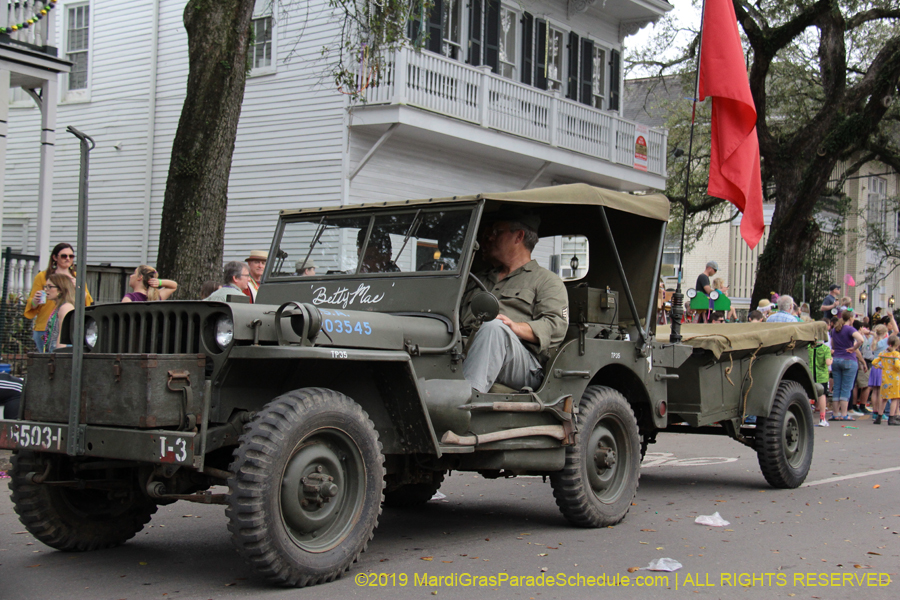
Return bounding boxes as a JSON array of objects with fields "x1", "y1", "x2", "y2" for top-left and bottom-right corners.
[
  {"x1": 809, "y1": 336, "x2": 834, "y2": 427},
  {"x1": 865, "y1": 324, "x2": 889, "y2": 421},
  {"x1": 871, "y1": 335, "x2": 900, "y2": 425}
]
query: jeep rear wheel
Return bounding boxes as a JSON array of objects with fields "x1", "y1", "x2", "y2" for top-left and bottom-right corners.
[
  {"x1": 550, "y1": 386, "x2": 640, "y2": 527},
  {"x1": 227, "y1": 388, "x2": 384, "y2": 587},
  {"x1": 9, "y1": 452, "x2": 157, "y2": 551},
  {"x1": 755, "y1": 380, "x2": 814, "y2": 488}
]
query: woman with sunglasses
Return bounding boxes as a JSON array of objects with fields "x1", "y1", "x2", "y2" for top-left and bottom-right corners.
[
  {"x1": 25, "y1": 243, "x2": 94, "y2": 352},
  {"x1": 43, "y1": 275, "x2": 76, "y2": 351}
]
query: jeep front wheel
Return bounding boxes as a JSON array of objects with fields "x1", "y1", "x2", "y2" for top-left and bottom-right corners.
[
  {"x1": 550, "y1": 386, "x2": 641, "y2": 527},
  {"x1": 10, "y1": 452, "x2": 157, "y2": 551},
  {"x1": 226, "y1": 388, "x2": 384, "y2": 587}
]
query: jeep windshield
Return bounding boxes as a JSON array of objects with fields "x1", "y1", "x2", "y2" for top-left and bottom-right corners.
[{"x1": 269, "y1": 207, "x2": 474, "y2": 278}]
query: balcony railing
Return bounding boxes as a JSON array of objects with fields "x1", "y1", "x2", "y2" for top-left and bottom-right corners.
[
  {"x1": 356, "y1": 47, "x2": 667, "y2": 177},
  {"x1": 1, "y1": 1, "x2": 56, "y2": 52}
]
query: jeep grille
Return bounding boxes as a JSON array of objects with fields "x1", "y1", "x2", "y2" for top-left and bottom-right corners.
[{"x1": 96, "y1": 310, "x2": 203, "y2": 354}]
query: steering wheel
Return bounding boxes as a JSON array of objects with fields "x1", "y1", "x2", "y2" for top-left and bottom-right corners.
[{"x1": 468, "y1": 272, "x2": 490, "y2": 292}]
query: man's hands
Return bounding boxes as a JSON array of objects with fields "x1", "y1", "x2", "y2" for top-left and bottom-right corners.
[{"x1": 497, "y1": 314, "x2": 537, "y2": 343}]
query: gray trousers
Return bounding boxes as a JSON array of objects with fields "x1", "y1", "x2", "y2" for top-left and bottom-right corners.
[{"x1": 463, "y1": 320, "x2": 543, "y2": 393}]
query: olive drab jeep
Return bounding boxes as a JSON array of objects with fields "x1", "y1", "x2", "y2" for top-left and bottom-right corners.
[{"x1": 0, "y1": 184, "x2": 821, "y2": 587}]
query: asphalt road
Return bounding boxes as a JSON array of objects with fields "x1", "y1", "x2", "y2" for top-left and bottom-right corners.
[{"x1": 0, "y1": 423, "x2": 897, "y2": 600}]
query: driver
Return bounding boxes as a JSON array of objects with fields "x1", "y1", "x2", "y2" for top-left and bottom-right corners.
[{"x1": 461, "y1": 210, "x2": 568, "y2": 393}]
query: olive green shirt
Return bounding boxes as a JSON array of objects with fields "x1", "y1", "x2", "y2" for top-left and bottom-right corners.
[{"x1": 463, "y1": 259, "x2": 569, "y2": 361}]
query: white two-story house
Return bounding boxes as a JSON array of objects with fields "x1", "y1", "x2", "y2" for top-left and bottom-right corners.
[{"x1": 2, "y1": 0, "x2": 670, "y2": 285}]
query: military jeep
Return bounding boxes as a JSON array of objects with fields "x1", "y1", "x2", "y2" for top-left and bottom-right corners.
[{"x1": 1, "y1": 184, "x2": 821, "y2": 587}]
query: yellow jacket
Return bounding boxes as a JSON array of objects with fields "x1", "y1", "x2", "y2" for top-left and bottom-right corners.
[{"x1": 25, "y1": 270, "x2": 94, "y2": 332}]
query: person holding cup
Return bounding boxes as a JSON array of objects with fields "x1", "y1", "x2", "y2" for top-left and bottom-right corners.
[{"x1": 25, "y1": 243, "x2": 93, "y2": 352}]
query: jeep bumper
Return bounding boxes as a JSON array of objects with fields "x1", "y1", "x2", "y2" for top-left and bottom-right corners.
[{"x1": 0, "y1": 420, "x2": 197, "y2": 467}]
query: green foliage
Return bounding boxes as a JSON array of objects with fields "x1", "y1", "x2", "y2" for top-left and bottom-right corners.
[
  {"x1": 627, "y1": 0, "x2": 900, "y2": 301},
  {"x1": 328, "y1": 0, "x2": 425, "y2": 98}
]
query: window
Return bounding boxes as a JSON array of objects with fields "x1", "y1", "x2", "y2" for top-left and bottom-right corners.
[
  {"x1": 442, "y1": 0, "x2": 464, "y2": 60},
  {"x1": 867, "y1": 176, "x2": 888, "y2": 264},
  {"x1": 271, "y1": 208, "x2": 473, "y2": 278},
  {"x1": 868, "y1": 176, "x2": 887, "y2": 232},
  {"x1": 498, "y1": 7, "x2": 518, "y2": 79},
  {"x1": 560, "y1": 236, "x2": 589, "y2": 280},
  {"x1": 546, "y1": 26, "x2": 564, "y2": 92},
  {"x1": 591, "y1": 46, "x2": 606, "y2": 108},
  {"x1": 250, "y1": 0, "x2": 274, "y2": 73},
  {"x1": 66, "y1": 4, "x2": 90, "y2": 92}
]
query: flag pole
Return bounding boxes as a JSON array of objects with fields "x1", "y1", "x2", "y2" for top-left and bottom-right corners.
[{"x1": 669, "y1": 0, "x2": 707, "y2": 344}]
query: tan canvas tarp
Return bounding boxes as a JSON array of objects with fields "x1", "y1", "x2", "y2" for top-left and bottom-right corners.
[
  {"x1": 284, "y1": 183, "x2": 670, "y2": 223},
  {"x1": 656, "y1": 321, "x2": 828, "y2": 359}
]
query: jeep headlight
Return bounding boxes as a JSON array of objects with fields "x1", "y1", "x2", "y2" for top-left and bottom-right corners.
[
  {"x1": 709, "y1": 290, "x2": 720, "y2": 300},
  {"x1": 686, "y1": 288, "x2": 697, "y2": 299},
  {"x1": 84, "y1": 317, "x2": 98, "y2": 349},
  {"x1": 215, "y1": 316, "x2": 234, "y2": 349}
]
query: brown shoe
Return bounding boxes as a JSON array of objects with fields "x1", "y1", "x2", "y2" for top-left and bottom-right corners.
[{"x1": 889, "y1": 416, "x2": 900, "y2": 426}]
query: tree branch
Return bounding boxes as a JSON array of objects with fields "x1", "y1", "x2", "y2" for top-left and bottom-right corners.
[{"x1": 847, "y1": 8, "x2": 900, "y2": 30}]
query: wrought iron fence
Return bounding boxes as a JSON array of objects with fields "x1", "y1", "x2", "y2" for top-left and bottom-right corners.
[{"x1": 0, "y1": 247, "x2": 40, "y2": 376}]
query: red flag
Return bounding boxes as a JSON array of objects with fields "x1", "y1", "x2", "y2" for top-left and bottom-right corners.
[{"x1": 698, "y1": 0, "x2": 764, "y2": 249}]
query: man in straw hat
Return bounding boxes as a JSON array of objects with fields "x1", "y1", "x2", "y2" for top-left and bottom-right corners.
[{"x1": 244, "y1": 250, "x2": 268, "y2": 301}]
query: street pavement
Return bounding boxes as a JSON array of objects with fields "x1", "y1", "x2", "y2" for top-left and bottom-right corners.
[{"x1": 0, "y1": 421, "x2": 897, "y2": 599}]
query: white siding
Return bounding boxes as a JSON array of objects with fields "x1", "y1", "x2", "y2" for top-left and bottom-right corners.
[
  {"x1": 349, "y1": 129, "x2": 554, "y2": 204},
  {"x1": 5, "y1": 0, "x2": 345, "y2": 267}
]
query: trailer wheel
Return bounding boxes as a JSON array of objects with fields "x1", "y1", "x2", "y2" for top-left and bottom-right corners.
[
  {"x1": 9, "y1": 452, "x2": 157, "y2": 551},
  {"x1": 227, "y1": 388, "x2": 384, "y2": 587},
  {"x1": 755, "y1": 380, "x2": 814, "y2": 488},
  {"x1": 550, "y1": 386, "x2": 641, "y2": 527},
  {"x1": 384, "y1": 471, "x2": 445, "y2": 508}
]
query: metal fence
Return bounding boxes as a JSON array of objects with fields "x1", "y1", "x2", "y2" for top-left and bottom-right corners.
[{"x1": 0, "y1": 248, "x2": 40, "y2": 376}]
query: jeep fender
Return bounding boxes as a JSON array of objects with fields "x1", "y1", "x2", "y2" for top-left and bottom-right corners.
[
  {"x1": 741, "y1": 354, "x2": 816, "y2": 418},
  {"x1": 219, "y1": 346, "x2": 441, "y2": 456}
]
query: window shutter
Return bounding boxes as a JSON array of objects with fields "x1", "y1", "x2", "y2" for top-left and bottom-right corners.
[
  {"x1": 580, "y1": 38, "x2": 594, "y2": 105},
  {"x1": 521, "y1": 12, "x2": 533, "y2": 85},
  {"x1": 609, "y1": 49, "x2": 621, "y2": 110},
  {"x1": 484, "y1": 0, "x2": 501, "y2": 72},
  {"x1": 566, "y1": 31, "x2": 579, "y2": 101},
  {"x1": 534, "y1": 18, "x2": 548, "y2": 90},
  {"x1": 428, "y1": 0, "x2": 444, "y2": 54},
  {"x1": 468, "y1": 0, "x2": 483, "y2": 66}
]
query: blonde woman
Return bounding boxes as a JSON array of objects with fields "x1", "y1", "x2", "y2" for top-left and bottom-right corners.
[
  {"x1": 43, "y1": 274, "x2": 76, "y2": 351},
  {"x1": 25, "y1": 243, "x2": 93, "y2": 352},
  {"x1": 122, "y1": 265, "x2": 178, "y2": 302},
  {"x1": 711, "y1": 277, "x2": 738, "y2": 322}
]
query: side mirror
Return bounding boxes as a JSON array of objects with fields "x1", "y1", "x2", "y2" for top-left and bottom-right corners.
[{"x1": 470, "y1": 291, "x2": 500, "y2": 322}]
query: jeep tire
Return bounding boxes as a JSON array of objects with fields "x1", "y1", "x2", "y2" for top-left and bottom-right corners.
[
  {"x1": 550, "y1": 386, "x2": 641, "y2": 527},
  {"x1": 755, "y1": 380, "x2": 814, "y2": 488},
  {"x1": 9, "y1": 452, "x2": 157, "y2": 551},
  {"x1": 227, "y1": 388, "x2": 384, "y2": 587}
]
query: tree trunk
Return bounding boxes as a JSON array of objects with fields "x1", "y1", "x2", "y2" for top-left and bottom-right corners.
[{"x1": 156, "y1": 0, "x2": 256, "y2": 299}]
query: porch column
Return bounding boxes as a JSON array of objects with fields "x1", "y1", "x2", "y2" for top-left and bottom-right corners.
[
  {"x1": 0, "y1": 68, "x2": 8, "y2": 254},
  {"x1": 36, "y1": 76, "x2": 56, "y2": 267}
]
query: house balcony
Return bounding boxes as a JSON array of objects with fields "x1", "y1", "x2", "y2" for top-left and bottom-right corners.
[
  {"x1": 2, "y1": 1, "x2": 57, "y2": 54},
  {"x1": 350, "y1": 46, "x2": 667, "y2": 192},
  {"x1": 1, "y1": 1, "x2": 68, "y2": 93}
]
